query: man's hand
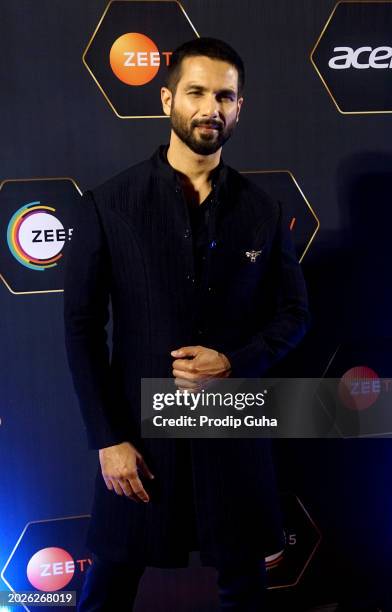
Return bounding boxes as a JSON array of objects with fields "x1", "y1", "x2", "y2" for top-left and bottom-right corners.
[
  {"x1": 170, "y1": 345, "x2": 231, "y2": 390},
  {"x1": 99, "y1": 441, "x2": 155, "y2": 503}
]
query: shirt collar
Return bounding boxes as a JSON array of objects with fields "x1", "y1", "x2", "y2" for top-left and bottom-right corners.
[{"x1": 151, "y1": 144, "x2": 228, "y2": 193}]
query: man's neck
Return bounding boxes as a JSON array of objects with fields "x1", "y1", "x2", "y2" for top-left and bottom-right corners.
[{"x1": 166, "y1": 131, "x2": 221, "y2": 186}]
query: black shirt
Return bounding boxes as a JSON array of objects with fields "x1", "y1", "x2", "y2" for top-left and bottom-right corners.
[
  {"x1": 159, "y1": 146, "x2": 224, "y2": 553},
  {"x1": 160, "y1": 144, "x2": 223, "y2": 333}
]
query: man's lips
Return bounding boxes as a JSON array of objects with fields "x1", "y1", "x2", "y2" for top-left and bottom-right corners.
[{"x1": 196, "y1": 123, "x2": 222, "y2": 131}]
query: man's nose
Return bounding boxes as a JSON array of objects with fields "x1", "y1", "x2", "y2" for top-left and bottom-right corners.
[{"x1": 200, "y1": 95, "x2": 220, "y2": 118}]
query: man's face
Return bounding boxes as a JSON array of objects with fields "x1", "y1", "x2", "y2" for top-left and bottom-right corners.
[{"x1": 162, "y1": 56, "x2": 243, "y2": 155}]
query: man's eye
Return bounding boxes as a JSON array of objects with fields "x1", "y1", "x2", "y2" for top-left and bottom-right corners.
[{"x1": 188, "y1": 91, "x2": 201, "y2": 96}]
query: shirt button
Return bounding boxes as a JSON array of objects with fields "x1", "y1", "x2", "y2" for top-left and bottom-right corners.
[
  {"x1": 208, "y1": 286, "x2": 213, "y2": 293},
  {"x1": 184, "y1": 228, "x2": 191, "y2": 238},
  {"x1": 175, "y1": 186, "x2": 181, "y2": 193},
  {"x1": 186, "y1": 274, "x2": 195, "y2": 283}
]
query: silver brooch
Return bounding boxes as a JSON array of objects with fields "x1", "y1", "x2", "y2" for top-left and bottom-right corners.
[{"x1": 245, "y1": 250, "x2": 262, "y2": 262}]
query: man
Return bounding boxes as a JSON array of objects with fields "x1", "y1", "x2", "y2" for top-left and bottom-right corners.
[{"x1": 64, "y1": 37, "x2": 309, "y2": 611}]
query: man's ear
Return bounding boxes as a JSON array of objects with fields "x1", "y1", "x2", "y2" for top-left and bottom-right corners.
[
  {"x1": 236, "y1": 97, "x2": 244, "y2": 123},
  {"x1": 161, "y1": 87, "x2": 173, "y2": 117}
]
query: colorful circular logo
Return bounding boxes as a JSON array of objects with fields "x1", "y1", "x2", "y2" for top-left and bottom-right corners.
[
  {"x1": 110, "y1": 32, "x2": 161, "y2": 85},
  {"x1": 7, "y1": 202, "x2": 65, "y2": 270},
  {"x1": 339, "y1": 366, "x2": 380, "y2": 411},
  {"x1": 27, "y1": 547, "x2": 75, "y2": 591}
]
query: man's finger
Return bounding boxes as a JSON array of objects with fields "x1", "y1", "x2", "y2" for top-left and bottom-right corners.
[
  {"x1": 118, "y1": 478, "x2": 142, "y2": 502},
  {"x1": 111, "y1": 480, "x2": 124, "y2": 496},
  {"x1": 119, "y1": 483, "x2": 142, "y2": 504},
  {"x1": 171, "y1": 346, "x2": 201, "y2": 358},
  {"x1": 172, "y1": 358, "x2": 198, "y2": 373},
  {"x1": 128, "y1": 473, "x2": 150, "y2": 503},
  {"x1": 118, "y1": 478, "x2": 134, "y2": 498},
  {"x1": 128, "y1": 493, "x2": 142, "y2": 503},
  {"x1": 102, "y1": 475, "x2": 113, "y2": 491},
  {"x1": 172, "y1": 368, "x2": 200, "y2": 381}
]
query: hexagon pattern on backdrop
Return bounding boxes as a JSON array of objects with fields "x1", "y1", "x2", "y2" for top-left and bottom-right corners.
[
  {"x1": 241, "y1": 170, "x2": 319, "y2": 262},
  {"x1": 311, "y1": 1, "x2": 392, "y2": 114},
  {"x1": 267, "y1": 494, "x2": 322, "y2": 589},
  {"x1": 0, "y1": 178, "x2": 82, "y2": 295},
  {"x1": 83, "y1": 0, "x2": 199, "y2": 118},
  {"x1": 1, "y1": 515, "x2": 91, "y2": 612}
]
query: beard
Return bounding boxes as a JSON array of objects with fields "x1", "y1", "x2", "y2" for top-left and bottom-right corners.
[{"x1": 169, "y1": 98, "x2": 238, "y2": 155}]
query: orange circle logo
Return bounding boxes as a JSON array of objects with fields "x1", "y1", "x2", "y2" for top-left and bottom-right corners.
[
  {"x1": 110, "y1": 33, "x2": 160, "y2": 86},
  {"x1": 27, "y1": 547, "x2": 75, "y2": 591},
  {"x1": 339, "y1": 366, "x2": 380, "y2": 411}
]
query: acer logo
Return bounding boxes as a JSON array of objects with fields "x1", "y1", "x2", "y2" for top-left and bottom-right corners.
[
  {"x1": 311, "y1": 2, "x2": 392, "y2": 112},
  {"x1": 328, "y1": 46, "x2": 392, "y2": 69}
]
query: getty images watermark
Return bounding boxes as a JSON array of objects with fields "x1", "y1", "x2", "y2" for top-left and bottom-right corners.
[
  {"x1": 151, "y1": 386, "x2": 275, "y2": 430},
  {"x1": 141, "y1": 376, "x2": 392, "y2": 439}
]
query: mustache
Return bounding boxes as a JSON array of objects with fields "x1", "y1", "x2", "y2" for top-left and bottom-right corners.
[{"x1": 193, "y1": 119, "x2": 224, "y2": 130}]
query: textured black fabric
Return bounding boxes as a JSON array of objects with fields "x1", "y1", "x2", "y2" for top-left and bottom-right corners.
[
  {"x1": 63, "y1": 144, "x2": 309, "y2": 568},
  {"x1": 160, "y1": 143, "x2": 224, "y2": 331}
]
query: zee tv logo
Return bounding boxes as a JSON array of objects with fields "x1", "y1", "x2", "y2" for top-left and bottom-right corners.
[
  {"x1": 26, "y1": 547, "x2": 91, "y2": 591},
  {"x1": 329, "y1": 46, "x2": 392, "y2": 70},
  {"x1": 110, "y1": 32, "x2": 172, "y2": 85},
  {"x1": 338, "y1": 366, "x2": 392, "y2": 411},
  {"x1": 7, "y1": 203, "x2": 73, "y2": 271}
]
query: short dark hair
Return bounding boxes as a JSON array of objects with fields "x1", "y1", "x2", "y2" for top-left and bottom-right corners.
[{"x1": 164, "y1": 37, "x2": 245, "y2": 97}]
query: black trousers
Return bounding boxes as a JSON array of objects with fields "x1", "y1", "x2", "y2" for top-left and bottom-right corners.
[{"x1": 77, "y1": 552, "x2": 268, "y2": 611}]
